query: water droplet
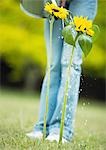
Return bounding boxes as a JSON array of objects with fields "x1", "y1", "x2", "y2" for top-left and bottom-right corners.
[
  {"x1": 88, "y1": 102, "x2": 90, "y2": 105},
  {"x1": 69, "y1": 85, "x2": 71, "y2": 89},
  {"x1": 67, "y1": 114, "x2": 70, "y2": 118},
  {"x1": 62, "y1": 74, "x2": 64, "y2": 78},
  {"x1": 69, "y1": 108, "x2": 71, "y2": 111},
  {"x1": 80, "y1": 89, "x2": 82, "y2": 92},
  {"x1": 83, "y1": 102, "x2": 85, "y2": 106},
  {"x1": 56, "y1": 116, "x2": 59, "y2": 120},
  {"x1": 60, "y1": 111, "x2": 62, "y2": 114},
  {"x1": 66, "y1": 105, "x2": 68, "y2": 108},
  {"x1": 84, "y1": 120, "x2": 87, "y2": 126},
  {"x1": 61, "y1": 36, "x2": 64, "y2": 39},
  {"x1": 65, "y1": 118, "x2": 67, "y2": 121},
  {"x1": 68, "y1": 96, "x2": 71, "y2": 99}
]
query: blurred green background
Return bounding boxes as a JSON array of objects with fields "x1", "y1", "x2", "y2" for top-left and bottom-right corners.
[
  {"x1": 0, "y1": 1, "x2": 106, "y2": 149},
  {"x1": 0, "y1": 0, "x2": 105, "y2": 101}
]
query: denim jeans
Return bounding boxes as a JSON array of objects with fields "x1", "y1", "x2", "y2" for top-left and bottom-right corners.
[{"x1": 34, "y1": 0, "x2": 97, "y2": 141}]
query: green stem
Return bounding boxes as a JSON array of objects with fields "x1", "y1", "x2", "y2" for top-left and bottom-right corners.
[
  {"x1": 59, "y1": 34, "x2": 78, "y2": 144},
  {"x1": 43, "y1": 17, "x2": 54, "y2": 140}
]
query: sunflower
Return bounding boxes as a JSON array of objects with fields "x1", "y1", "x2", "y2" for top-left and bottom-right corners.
[
  {"x1": 73, "y1": 16, "x2": 94, "y2": 36},
  {"x1": 44, "y1": 2, "x2": 69, "y2": 19}
]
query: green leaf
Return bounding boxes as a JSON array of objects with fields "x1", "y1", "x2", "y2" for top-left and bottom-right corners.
[
  {"x1": 62, "y1": 25, "x2": 75, "y2": 46},
  {"x1": 92, "y1": 25, "x2": 100, "y2": 42},
  {"x1": 78, "y1": 34, "x2": 92, "y2": 57}
]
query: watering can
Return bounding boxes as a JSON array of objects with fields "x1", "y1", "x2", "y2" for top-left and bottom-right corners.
[{"x1": 20, "y1": 0, "x2": 60, "y2": 18}]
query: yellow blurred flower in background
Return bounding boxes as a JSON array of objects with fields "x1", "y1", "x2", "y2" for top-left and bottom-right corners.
[{"x1": 73, "y1": 16, "x2": 94, "y2": 36}]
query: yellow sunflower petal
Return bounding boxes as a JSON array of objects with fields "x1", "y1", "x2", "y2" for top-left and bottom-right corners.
[
  {"x1": 44, "y1": 3, "x2": 53, "y2": 14},
  {"x1": 87, "y1": 29, "x2": 94, "y2": 36},
  {"x1": 73, "y1": 16, "x2": 94, "y2": 36},
  {"x1": 85, "y1": 20, "x2": 93, "y2": 29}
]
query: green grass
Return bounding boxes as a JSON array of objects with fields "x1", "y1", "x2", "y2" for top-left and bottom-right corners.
[{"x1": 0, "y1": 89, "x2": 106, "y2": 150}]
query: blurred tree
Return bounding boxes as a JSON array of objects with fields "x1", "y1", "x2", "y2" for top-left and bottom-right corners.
[
  {"x1": 0, "y1": 0, "x2": 46, "y2": 83},
  {"x1": 82, "y1": 0, "x2": 106, "y2": 78},
  {"x1": 0, "y1": 0, "x2": 105, "y2": 90}
]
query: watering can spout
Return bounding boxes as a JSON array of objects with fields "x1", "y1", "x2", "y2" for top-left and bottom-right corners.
[{"x1": 20, "y1": 0, "x2": 46, "y2": 18}]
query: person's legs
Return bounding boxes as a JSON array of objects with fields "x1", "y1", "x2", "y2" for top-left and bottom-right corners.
[
  {"x1": 48, "y1": 40, "x2": 82, "y2": 141},
  {"x1": 33, "y1": 19, "x2": 63, "y2": 136},
  {"x1": 48, "y1": 0, "x2": 97, "y2": 141}
]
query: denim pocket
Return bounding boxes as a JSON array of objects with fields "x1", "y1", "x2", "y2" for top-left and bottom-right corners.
[{"x1": 69, "y1": 0, "x2": 98, "y2": 20}]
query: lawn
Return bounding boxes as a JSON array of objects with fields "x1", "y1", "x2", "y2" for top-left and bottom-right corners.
[{"x1": 0, "y1": 89, "x2": 106, "y2": 150}]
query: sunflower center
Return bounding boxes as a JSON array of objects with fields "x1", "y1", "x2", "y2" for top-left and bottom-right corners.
[{"x1": 52, "y1": 9, "x2": 59, "y2": 12}]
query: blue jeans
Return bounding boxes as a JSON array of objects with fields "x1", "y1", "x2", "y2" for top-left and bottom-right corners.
[{"x1": 34, "y1": 0, "x2": 97, "y2": 141}]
